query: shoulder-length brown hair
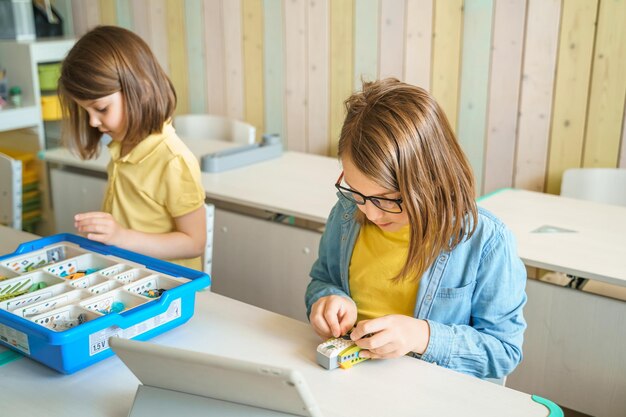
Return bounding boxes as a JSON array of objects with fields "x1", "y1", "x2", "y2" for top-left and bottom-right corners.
[
  {"x1": 338, "y1": 78, "x2": 477, "y2": 282},
  {"x1": 58, "y1": 25, "x2": 176, "y2": 159}
]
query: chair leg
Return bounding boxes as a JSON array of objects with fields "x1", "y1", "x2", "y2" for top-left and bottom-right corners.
[{"x1": 566, "y1": 275, "x2": 588, "y2": 290}]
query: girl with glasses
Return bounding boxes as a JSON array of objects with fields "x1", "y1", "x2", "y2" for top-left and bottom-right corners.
[{"x1": 306, "y1": 78, "x2": 526, "y2": 379}]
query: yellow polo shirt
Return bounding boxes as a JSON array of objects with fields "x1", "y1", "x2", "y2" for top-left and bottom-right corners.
[
  {"x1": 349, "y1": 223, "x2": 419, "y2": 322},
  {"x1": 103, "y1": 123, "x2": 205, "y2": 270}
]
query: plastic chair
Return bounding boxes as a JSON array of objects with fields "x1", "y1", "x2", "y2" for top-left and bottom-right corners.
[
  {"x1": 0, "y1": 152, "x2": 22, "y2": 230},
  {"x1": 560, "y1": 168, "x2": 626, "y2": 207},
  {"x1": 173, "y1": 114, "x2": 256, "y2": 145},
  {"x1": 559, "y1": 168, "x2": 626, "y2": 292}
]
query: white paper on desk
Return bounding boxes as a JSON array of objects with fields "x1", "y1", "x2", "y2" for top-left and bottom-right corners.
[{"x1": 531, "y1": 225, "x2": 578, "y2": 233}]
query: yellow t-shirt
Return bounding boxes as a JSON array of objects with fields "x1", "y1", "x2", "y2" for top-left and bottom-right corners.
[
  {"x1": 103, "y1": 122, "x2": 205, "y2": 270},
  {"x1": 349, "y1": 223, "x2": 419, "y2": 322}
]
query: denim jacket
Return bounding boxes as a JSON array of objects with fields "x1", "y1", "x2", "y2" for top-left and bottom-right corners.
[{"x1": 305, "y1": 196, "x2": 527, "y2": 379}]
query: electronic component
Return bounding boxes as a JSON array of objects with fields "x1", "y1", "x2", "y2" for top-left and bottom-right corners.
[{"x1": 316, "y1": 334, "x2": 369, "y2": 370}]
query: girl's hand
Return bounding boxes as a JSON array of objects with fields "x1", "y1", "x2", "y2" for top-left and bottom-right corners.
[
  {"x1": 309, "y1": 295, "x2": 357, "y2": 339},
  {"x1": 350, "y1": 315, "x2": 430, "y2": 359},
  {"x1": 74, "y1": 212, "x2": 127, "y2": 246}
]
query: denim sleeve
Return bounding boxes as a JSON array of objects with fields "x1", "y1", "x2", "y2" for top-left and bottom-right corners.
[
  {"x1": 420, "y1": 226, "x2": 527, "y2": 378},
  {"x1": 305, "y1": 202, "x2": 351, "y2": 319}
]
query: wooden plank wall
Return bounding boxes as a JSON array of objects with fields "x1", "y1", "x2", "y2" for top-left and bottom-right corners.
[
  {"x1": 66, "y1": 0, "x2": 626, "y2": 196},
  {"x1": 482, "y1": 0, "x2": 526, "y2": 194},
  {"x1": 514, "y1": 0, "x2": 561, "y2": 192}
]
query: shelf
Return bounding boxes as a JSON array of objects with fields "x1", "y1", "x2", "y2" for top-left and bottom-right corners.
[
  {"x1": 29, "y1": 38, "x2": 76, "y2": 64},
  {"x1": 0, "y1": 38, "x2": 76, "y2": 236},
  {"x1": 0, "y1": 105, "x2": 40, "y2": 133}
]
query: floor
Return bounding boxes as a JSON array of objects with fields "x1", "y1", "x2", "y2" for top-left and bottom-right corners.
[{"x1": 561, "y1": 405, "x2": 593, "y2": 417}]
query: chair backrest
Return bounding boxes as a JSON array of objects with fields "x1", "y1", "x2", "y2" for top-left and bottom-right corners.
[
  {"x1": 203, "y1": 203, "x2": 215, "y2": 276},
  {"x1": 560, "y1": 168, "x2": 626, "y2": 207},
  {"x1": 0, "y1": 153, "x2": 22, "y2": 230},
  {"x1": 173, "y1": 114, "x2": 256, "y2": 145}
]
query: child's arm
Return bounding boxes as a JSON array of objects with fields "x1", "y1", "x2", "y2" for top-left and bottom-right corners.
[
  {"x1": 74, "y1": 206, "x2": 206, "y2": 260},
  {"x1": 420, "y1": 226, "x2": 526, "y2": 379},
  {"x1": 305, "y1": 202, "x2": 357, "y2": 336}
]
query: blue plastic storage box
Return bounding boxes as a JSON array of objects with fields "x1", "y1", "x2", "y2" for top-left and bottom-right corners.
[{"x1": 0, "y1": 234, "x2": 210, "y2": 373}]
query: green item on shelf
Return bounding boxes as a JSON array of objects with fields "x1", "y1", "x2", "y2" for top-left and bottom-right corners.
[
  {"x1": 9, "y1": 86, "x2": 22, "y2": 107},
  {"x1": 38, "y1": 63, "x2": 62, "y2": 91},
  {"x1": 22, "y1": 221, "x2": 40, "y2": 234},
  {"x1": 23, "y1": 182, "x2": 39, "y2": 193},
  {"x1": 23, "y1": 201, "x2": 41, "y2": 212}
]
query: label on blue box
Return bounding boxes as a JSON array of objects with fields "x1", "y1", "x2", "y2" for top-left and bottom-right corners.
[
  {"x1": 0, "y1": 322, "x2": 30, "y2": 354},
  {"x1": 88, "y1": 298, "x2": 181, "y2": 356}
]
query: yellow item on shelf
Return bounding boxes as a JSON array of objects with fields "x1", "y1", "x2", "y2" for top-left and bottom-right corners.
[
  {"x1": 0, "y1": 148, "x2": 41, "y2": 232},
  {"x1": 22, "y1": 189, "x2": 39, "y2": 202},
  {"x1": 0, "y1": 148, "x2": 38, "y2": 185},
  {"x1": 23, "y1": 170, "x2": 37, "y2": 185},
  {"x1": 22, "y1": 210, "x2": 42, "y2": 221},
  {"x1": 41, "y1": 95, "x2": 63, "y2": 121}
]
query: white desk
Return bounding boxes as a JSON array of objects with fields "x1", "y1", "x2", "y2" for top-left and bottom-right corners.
[
  {"x1": 0, "y1": 226, "x2": 38, "y2": 254},
  {"x1": 200, "y1": 152, "x2": 339, "y2": 320},
  {"x1": 0, "y1": 227, "x2": 550, "y2": 416},
  {"x1": 201, "y1": 151, "x2": 339, "y2": 224},
  {"x1": 478, "y1": 189, "x2": 626, "y2": 417},
  {"x1": 0, "y1": 287, "x2": 550, "y2": 416},
  {"x1": 41, "y1": 144, "x2": 339, "y2": 321},
  {"x1": 478, "y1": 188, "x2": 626, "y2": 287}
]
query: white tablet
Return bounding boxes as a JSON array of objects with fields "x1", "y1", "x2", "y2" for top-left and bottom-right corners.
[{"x1": 109, "y1": 337, "x2": 323, "y2": 417}]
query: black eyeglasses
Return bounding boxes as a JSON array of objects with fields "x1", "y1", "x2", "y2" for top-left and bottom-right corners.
[{"x1": 334, "y1": 172, "x2": 403, "y2": 214}]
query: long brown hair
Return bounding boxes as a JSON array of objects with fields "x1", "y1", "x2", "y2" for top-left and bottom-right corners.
[
  {"x1": 58, "y1": 25, "x2": 176, "y2": 159},
  {"x1": 338, "y1": 78, "x2": 477, "y2": 282}
]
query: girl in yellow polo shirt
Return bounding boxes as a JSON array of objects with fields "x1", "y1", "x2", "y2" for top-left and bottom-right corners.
[
  {"x1": 306, "y1": 79, "x2": 527, "y2": 378},
  {"x1": 58, "y1": 26, "x2": 206, "y2": 270}
]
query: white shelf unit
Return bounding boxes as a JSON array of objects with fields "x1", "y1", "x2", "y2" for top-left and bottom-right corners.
[
  {"x1": 0, "y1": 152, "x2": 22, "y2": 230},
  {"x1": 0, "y1": 38, "x2": 75, "y2": 234}
]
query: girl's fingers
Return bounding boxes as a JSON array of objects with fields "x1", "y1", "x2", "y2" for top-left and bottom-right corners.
[
  {"x1": 350, "y1": 317, "x2": 388, "y2": 341},
  {"x1": 310, "y1": 300, "x2": 332, "y2": 339},
  {"x1": 323, "y1": 307, "x2": 341, "y2": 338},
  {"x1": 359, "y1": 345, "x2": 397, "y2": 359},
  {"x1": 310, "y1": 313, "x2": 332, "y2": 339},
  {"x1": 354, "y1": 329, "x2": 390, "y2": 351},
  {"x1": 338, "y1": 306, "x2": 356, "y2": 335},
  {"x1": 86, "y1": 233, "x2": 107, "y2": 242},
  {"x1": 75, "y1": 212, "x2": 110, "y2": 221}
]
